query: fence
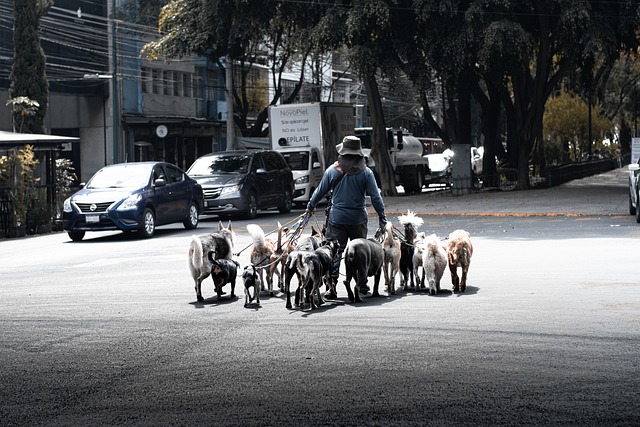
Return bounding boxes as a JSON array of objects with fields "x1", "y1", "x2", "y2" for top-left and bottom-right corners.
[{"x1": 0, "y1": 188, "x2": 11, "y2": 237}]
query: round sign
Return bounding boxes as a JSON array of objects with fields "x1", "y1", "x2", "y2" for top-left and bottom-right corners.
[{"x1": 156, "y1": 125, "x2": 168, "y2": 138}]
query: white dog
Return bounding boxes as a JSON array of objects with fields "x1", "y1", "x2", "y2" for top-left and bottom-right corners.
[
  {"x1": 188, "y1": 221, "x2": 236, "y2": 302},
  {"x1": 422, "y1": 234, "x2": 447, "y2": 295}
]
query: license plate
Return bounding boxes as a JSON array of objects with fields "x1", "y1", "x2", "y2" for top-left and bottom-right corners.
[{"x1": 85, "y1": 215, "x2": 99, "y2": 223}]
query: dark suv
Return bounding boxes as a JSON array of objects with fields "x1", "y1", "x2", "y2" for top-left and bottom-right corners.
[{"x1": 187, "y1": 150, "x2": 294, "y2": 219}]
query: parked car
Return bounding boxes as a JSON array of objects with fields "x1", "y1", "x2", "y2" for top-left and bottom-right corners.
[
  {"x1": 424, "y1": 152, "x2": 452, "y2": 187},
  {"x1": 63, "y1": 162, "x2": 203, "y2": 241},
  {"x1": 628, "y1": 159, "x2": 640, "y2": 222},
  {"x1": 187, "y1": 150, "x2": 294, "y2": 219}
]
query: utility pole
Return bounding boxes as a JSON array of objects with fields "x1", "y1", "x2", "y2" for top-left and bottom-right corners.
[{"x1": 109, "y1": 0, "x2": 119, "y2": 163}]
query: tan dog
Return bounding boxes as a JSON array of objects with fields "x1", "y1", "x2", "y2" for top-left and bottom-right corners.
[
  {"x1": 446, "y1": 229, "x2": 473, "y2": 292},
  {"x1": 381, "y1": 221, "x2": 401, "y2": 295},
  {"x1": 246, "y1": 223, "x2": 281, "y2": 295},
  {"x1": 188, "y1": 221, "x2": 236, "y2": 302}
]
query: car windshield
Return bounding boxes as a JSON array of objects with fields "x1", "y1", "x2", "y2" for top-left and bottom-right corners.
[
  {"x1": 188, "y1": 154, "x2": 251, "y2": 175},
  {"x1": 86, "y1": 165, "x2": 152, "y2": 189},
  {"x1": 281, "y1": 151, "x2": 309, "y2": 171}
]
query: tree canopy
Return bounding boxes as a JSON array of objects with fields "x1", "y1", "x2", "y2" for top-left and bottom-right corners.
[{"x1": 142, "y1": 0, "x2": 640, "y2": 191}]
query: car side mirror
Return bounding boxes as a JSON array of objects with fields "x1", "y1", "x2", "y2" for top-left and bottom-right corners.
[
  {"x1": 312, "y1": 161, "x2": 321, "y2": 169},
  {"x1": 628, "y1": 164, "x2": 639, "y2": 172},
  {"x1": 256, "y1": 168, "x2": 267, "y2": 174},
  {"x1": 154, "y1": 178, "x2": 166, "y2": 187}
]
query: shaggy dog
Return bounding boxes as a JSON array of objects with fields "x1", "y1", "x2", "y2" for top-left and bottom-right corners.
[
  {"x1": 210, "y1": 258, "x2": 240, "y2": 299},
  {"x1": 283, "y1": 228, "x2": 325, "y2": 309},
  {"x1": 246, "y1": 223, "x2": 281, "y2": 296},
  {"x1": 398, "y1": 211, "x2": 424, "y2": 289},
  {"x1": 342, "y1": 238, "x2": 384, "y2": 303},
  {"x1": 422, "y1": 234, "x2": 448, "y2": 295},
  {"x1": 242, "y1": 265, "x2": 261, "y2": 307},
  {"x1": 381, "y1": 221, "x2": 401, "y2": 295},
  {"x1": 188, "y1": 221, "x2": 236, "y2": 302},
  {"x1": 285, "y1": 239, "x2": 339, "y2": 309},
  {"x1": 447, "y1": 229, "x2": 473, "y2": 292}
]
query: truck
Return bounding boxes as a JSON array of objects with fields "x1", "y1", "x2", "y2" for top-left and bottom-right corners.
[
  {"x1": 354, "y1": 127, "x2": 430, "y2": 194},
  {"x1": 268, "y1": 102, "x2": 354, "y2": 205}
]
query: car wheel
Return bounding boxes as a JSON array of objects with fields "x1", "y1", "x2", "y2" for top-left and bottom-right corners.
[
  {"x1": 68, "y1": 231, "x2": 85, "y2": 242},
  {"x1": 629, "y1": 189, "x2": 636, "y2": 215},
  {"x1": 183, "y1": 202, "x2": 199, "y2": 229},
  {"x1": 279, "y1": 188, "x2": 293, "y2": 213},
  {"x1": 244, "y1": 192, "x2": 257, "y2": 219},
  {"x1": 635, "y1": 191, "x2": 640, "y2": 223},
  {"x1": 140, "y1": 208, "x2": 156, "y2": 238}
]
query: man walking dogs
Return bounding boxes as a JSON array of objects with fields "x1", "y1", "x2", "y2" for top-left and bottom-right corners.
[{"x1": 305, "y1": 135, "x2": 387, "y2": 299}]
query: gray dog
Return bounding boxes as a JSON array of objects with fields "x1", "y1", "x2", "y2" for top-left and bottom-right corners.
[{"x1": 342, "y1": 238, "x2": 384, "y2": 303}]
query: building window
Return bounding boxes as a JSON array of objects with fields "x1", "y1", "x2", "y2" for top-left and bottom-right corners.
[
  {"x1": 183, "y1": 73, "x2": 191, "y2": 97},
  {"x1": 173, "y1": 71, "x2": 180, "y2": 96},
  {"x1": 163, "y1": 71, "x2": 171, "y2": 96},
  {"x1": 141, "y1": 67, "x2": 149, "y2": 93},
  {"x1": 152, "y1": 69, "x2": 160, "y2": 94}
]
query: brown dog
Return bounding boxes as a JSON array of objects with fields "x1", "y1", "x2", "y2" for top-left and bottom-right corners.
[
  {"x1": 446, "y1": 229, "x2": 473, "y2": 292},
  {"x1": 246, "y1": 223, "x2": 281, "y2": 295}
]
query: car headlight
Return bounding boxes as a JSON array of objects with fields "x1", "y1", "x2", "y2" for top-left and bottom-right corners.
[
  {"x1": 220, "y1": 185, "x2": 240, "y2": 196},
  {"x1": 294, "y1": 175, "x2": 309, "y2": 185},
  {"x1": 63, "y1": 198, "x2": 73, "y2": 213},
  {"x1": 117, "y1": 193, "x2": 142, "y2": 211}
]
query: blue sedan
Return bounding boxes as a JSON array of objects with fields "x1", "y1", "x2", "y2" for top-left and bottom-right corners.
[{"x1": 62, "y1": 162, "x2": 203, "y2": 241}]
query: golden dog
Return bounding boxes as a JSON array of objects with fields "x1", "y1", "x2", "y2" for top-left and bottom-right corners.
[{"x1": 446, "y1": 229, "x2": 473, "y2": 292}]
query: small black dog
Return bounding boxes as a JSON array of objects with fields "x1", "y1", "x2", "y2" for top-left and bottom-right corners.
[
  {"x1": 242, "y1": 265, "x2": 261, "y2": 307},
  {"x1": 210, "y1": 258, "x2": 240, "y2": 299}
]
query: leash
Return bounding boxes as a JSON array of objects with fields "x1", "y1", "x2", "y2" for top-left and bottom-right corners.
[{"x1": 234, "y1": 215, "x2": 302, "y2": 257}]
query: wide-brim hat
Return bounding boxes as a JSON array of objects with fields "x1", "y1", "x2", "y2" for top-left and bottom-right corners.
[{"x1": 336, "y1": 136, "x2": 364, "y2": 157}]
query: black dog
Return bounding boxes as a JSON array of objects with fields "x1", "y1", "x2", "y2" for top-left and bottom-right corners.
[
  {"x1": 242, "y1": 265, "x2": 261, "y2": 307},
  {"x1": 283, "y1": 229, "x2": 324, "y2": 309},
  {"x1": 209, "y1": 258, "x2": 240, "y2": 299},
  {"x1": 343, "y1": 238, "x2": 384, "y2": 303}
]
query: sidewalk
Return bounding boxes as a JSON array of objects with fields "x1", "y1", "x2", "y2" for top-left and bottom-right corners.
[{"x1": 380, "y1": 167, "x2": 629, "y2": 217}]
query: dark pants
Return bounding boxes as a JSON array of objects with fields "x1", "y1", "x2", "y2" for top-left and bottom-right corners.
[{"x1": 326, "y1": 221, "x2": 368, "y2": 287}]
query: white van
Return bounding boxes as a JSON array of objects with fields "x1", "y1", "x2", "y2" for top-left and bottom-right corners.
[{"x1": 278, "y1": 146, "x2": 324, "y2": 207}]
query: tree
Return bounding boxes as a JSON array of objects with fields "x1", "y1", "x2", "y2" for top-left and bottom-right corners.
[
  {"x1": 142, "y1": 0, "x2": 326, "y2": 138},
  {"x1": 544, "y1": 90, "x2": 612, "y2": 163},
  {"x1": 10, "y1": 0, "x2": 52, "y2": 134}
]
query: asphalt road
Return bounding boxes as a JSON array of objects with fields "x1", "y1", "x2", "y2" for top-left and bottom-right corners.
[{"x1": 1, "y1": 211, "x2": 639, "y2": 426}]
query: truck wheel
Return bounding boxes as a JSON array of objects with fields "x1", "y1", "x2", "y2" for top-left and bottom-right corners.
[{"x1": 401, "y1": 166, "x2": 423, "y2": 194}]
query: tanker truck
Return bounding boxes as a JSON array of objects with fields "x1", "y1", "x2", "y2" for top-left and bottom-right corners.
[{"x1": 354, "y1": 127, "x2": 429, "y2": 194}]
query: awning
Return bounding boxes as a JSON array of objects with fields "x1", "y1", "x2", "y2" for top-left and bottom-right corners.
[{"x1": 0, "y1": 131, "x2": 79, "y2": 149}]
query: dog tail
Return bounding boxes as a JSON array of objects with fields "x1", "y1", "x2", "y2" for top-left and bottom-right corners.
[
  {"x1": 246, "y1": 224, "x2": 266, "y2": 247},
  {"x1": 191, "y1": 235, "x2": 204, "y2": 269}
]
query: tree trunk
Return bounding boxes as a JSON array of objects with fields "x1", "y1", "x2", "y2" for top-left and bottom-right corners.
[{"x1": 364, "y1": 74, "x2": 397, "y2": 197}]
